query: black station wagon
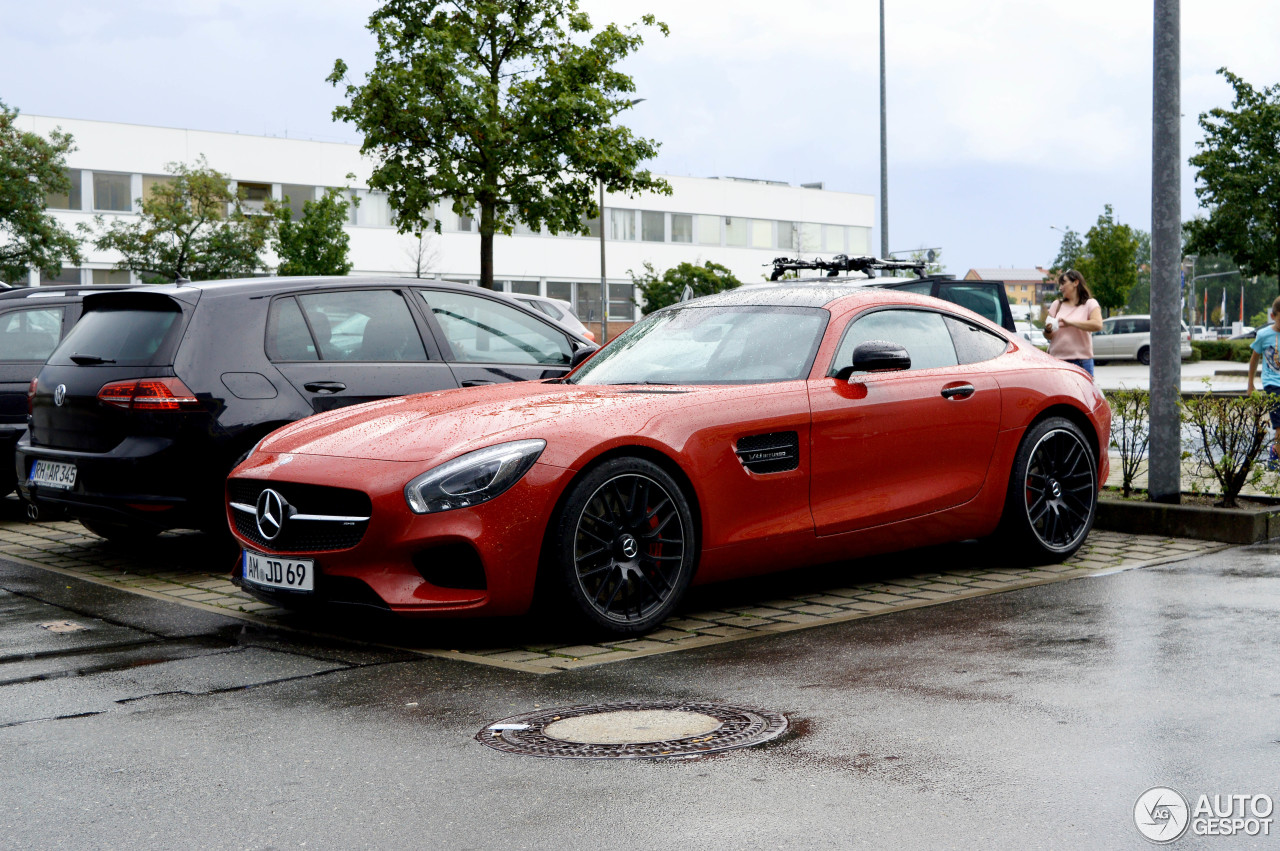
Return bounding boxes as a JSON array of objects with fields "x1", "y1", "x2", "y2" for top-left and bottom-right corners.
[{"x1": 17, "y1": 277, "x2": 597, "y2": 541}]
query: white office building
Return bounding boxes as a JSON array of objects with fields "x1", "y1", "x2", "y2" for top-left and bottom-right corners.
[{"x1": 15, "y1": 115, "x2": 873, "y2": 334}]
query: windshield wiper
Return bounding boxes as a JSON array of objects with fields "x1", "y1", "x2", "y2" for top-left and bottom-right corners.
[{"x1": 69, "y1": 354, "x2": 116, "y2": 365}]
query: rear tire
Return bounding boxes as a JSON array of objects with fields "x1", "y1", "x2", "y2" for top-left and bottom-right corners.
[
  {"x1": 548, "y1": 457, "x2": 697, "y2": 636},
  {"x1": 1137, "y1": 346, "x2": 1151, "y2": 365},
  {"x1": 1000, "y1": 417, "x2": 1097, "y2": 564},
  {"x1": 79, "y1": 518, "x2": 161, "y2": 545}
]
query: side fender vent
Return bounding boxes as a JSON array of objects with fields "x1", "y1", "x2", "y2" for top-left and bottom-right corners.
[{"x1": 735, "y1": 431, "x2": 799, "y2": 474}]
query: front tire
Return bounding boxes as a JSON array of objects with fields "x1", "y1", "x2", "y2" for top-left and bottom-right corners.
[
  {"x1": 1137, "y1": 345, "x2": 1151, "y2": 365},
  {"x1": 1001, "y1": 417, "x2": 1097, "y2": 563},
  {"x1": 549, "y1": 457, "x2": 697, "y2": 636}
]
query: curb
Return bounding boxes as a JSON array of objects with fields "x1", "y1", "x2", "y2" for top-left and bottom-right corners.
[{"x1": 1096, "y1": 497, "x2": 1280, "y2": 544}]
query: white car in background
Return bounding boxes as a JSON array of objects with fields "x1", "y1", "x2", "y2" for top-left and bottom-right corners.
[
  {"x1": 1017, "y1": 323, "x2": 1048, "y2": 348},
  {"x1": 510, "y1": 294, "x2": 597, "y2": 342},
  {"x1": 1092, "y1": 314, "x2": 1193, "y2": 364}
]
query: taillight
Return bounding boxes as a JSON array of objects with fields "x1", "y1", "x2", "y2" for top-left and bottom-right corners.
[
  {"x1": 97, "y1": 378, "x2": 202, "y2": 411},
  {"x1": 27, "y1": 378, "x2": 37, "y2": 414}
]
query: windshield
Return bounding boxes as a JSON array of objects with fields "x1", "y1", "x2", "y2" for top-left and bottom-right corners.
[{"x1": 570, "y1": 305, "x2": 828, "y2": 385}]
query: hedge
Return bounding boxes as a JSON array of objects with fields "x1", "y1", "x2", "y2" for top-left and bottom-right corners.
[{"x1": 1191, "y1": 339, "x2": 1255, "y2": 363}]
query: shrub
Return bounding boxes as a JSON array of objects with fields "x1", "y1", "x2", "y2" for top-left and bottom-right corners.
[
  {"x1": 1105, "y1": 389, "x2": 1150, "y2": 497},
  {"x1": 1180, "y1": 391, "x2": 1278, "y2": 507},
  {"x1": 630, "y1": 261, "x2": 741, "y2": 315},
  {"x1": 1190, "y1": 339, "x2": 1254, "y2": 362}
]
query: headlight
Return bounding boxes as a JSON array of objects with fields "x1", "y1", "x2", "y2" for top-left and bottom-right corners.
[{"x1": 404, "y1": 439, "x2": 546, "y2": 514}]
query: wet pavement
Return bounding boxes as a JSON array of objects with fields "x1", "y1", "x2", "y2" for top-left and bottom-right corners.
[{"x1": 1, "y1": 513, "x2": 1276, "y2": 847}]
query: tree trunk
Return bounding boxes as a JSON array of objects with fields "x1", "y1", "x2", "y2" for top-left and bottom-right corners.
[{"x1": 479, "y1": 202, "x2": 495, "y2": 290}]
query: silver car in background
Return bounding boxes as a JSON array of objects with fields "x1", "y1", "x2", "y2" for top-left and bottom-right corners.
[
  {"x1": 510, "y1": 294, "x2": 597, "y2": 342},
  {"x1": 1092, "y1": 314, "x2": 1193, "y2": 364}
]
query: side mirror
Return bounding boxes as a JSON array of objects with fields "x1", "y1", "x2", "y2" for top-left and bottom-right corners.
[
  {"x1": 835, "y1": 340, "x2": 911, "y2": 379},
  {"x1": 570, "y1": 343, "x2": 599, "y2": 368}
]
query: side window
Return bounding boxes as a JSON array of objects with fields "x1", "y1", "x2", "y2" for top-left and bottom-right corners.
[
  {"x1": 0, "y1": 307, "x2": 64, "y2": 361},
  {"x1": 938, "y1": 283, "x2": 1007, "y2": 328},
  {"x1": 266, "y1": 297, "x2": 318, "y2": 361},
  {"x1": 1099, "y1": 319, "x2": 1116, "y2": 335},
  {"x1": 1133, "y1": 318, "x2": 1151, "y2": 334},
  {"x1": 832, "y1": 309, "x2": 958, "y2": 373},
  {"x1": 944, "y1": 316, "x2": 1010, "y2": 364},
  {"x1": 421, "y1": 290, "x2": 572, "y2": 366},
  {"x1": 294, "y1": 290, "x2": 427, "y2": 362}
]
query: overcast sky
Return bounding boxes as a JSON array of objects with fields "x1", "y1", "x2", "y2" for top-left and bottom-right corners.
[{"x1": 4, "y1": 0, "x2": 1280, "y2": 274}]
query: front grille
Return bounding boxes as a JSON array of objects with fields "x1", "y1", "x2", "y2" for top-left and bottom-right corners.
[
  {"x1": 228, "y1": 478, "x2": 372, "y2": 553},
  {"x1": 734, "y1": 431, "x2": 800, "y2": 474}
]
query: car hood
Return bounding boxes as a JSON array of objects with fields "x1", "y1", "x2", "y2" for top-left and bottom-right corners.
[{"x1": 258, "y1": 381, "x2": 707, "y2": 464}]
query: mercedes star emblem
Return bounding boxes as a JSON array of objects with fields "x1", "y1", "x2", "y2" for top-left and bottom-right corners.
[
  {"x1": 255, "y1": 488, "x2": 289, "y2": 540},
  {"x1": 53, "y1": 384, "x2": 67, "y2": 407}
]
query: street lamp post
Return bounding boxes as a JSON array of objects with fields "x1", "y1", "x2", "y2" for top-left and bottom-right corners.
[
  {"x1": 599, "y1": 97, "x2": 647, "y2": 346},
  {"x1": 879, "y1": 0, "x2": 889, "y2": 259}
]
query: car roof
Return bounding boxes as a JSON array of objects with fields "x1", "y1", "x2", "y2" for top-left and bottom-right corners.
[
  {"x1": 112, "y1": 276, "x2": 523, "y2": 303},
  {"x1": 0, "y1": 285, "x2": 133, "y2": 302},
  {"x1": 678, "y1": 283, "x2": 967, "y2": 312}
]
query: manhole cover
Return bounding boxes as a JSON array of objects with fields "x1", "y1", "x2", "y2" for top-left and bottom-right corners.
[{"x1": 477, "y1": 700, "x2": 788, "y2": 759}]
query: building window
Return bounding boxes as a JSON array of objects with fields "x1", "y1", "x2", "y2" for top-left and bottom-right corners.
[
  {"x1": 580, "y1": 212, "x2": 600, "y2": 239},
  {"x1": 671, "y1": 214, "x2": 693, "y2": 244},
  {"x1": 696, "y1": 215, "x2": 720, "y2": 246},
  {"x1": 40, "y1": 267, "x2": 81, "y2": 286},
  {"x1": 93, "y1": 172, "x2": 132, "y2": 212},
  {"x1": 510, "y1": 281, "x2": 540, "y2": 296},
  {"x1": 46, "y1": 169, "x2": 82, "y2": 210},
  {"x1": 823, "y1": 224, "x2": 844, "y2": 252},
  {"x1": 282, "y1": 184, "x2": 315, "y2": 221},
  {"x1": 578, "y1": 281, "x2": 602, "y2": 323},
  {"x1": 91, "y1": 269, "x2": 131, "y2": 285},
  {"x1": 800, "y1": 222, "x2": 821, "y2": 252},
  {"x1": 141, "y1": 175, "x2": 175, "y2": 205},
  {"x1": 750, "y1": 219, "x2": 772, "y2": 249},
  {"x1": 846, "y1": 226, "x2": 871, "y2": 255},
  {"x1": 608, "y1": 209, "x2": 635, "y2": 241},
  {"x1": 608, "y1": 283, "x2": 635, "y2": 321},
  {"x1": 361, "y1": 191, "x2": 393, "y2": 227},
  {"x1": 641, "y1": 210, "x2": 665, "y2": 242},
  {"x1": 238, "y1": 181, "x2": 272, "y2": 214},
  {"x1": 724, "y1": 217, "x2": 748, "y2": 247},
  {"x1": 776, "y1": 220, "x2": 798, "y2": 251},
  {"x1": 547, "y1": 281, "x2": 573, "y2": 305}
]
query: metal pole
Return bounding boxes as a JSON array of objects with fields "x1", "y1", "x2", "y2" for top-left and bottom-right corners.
[
  {"x1": 599, "y1": 179, "x2": 607, "y2": 344},
  {"x1": 1149, "y1": 0, "x2": 1181, "y2": 504},
  {"x1": 879, "y1": 0, "x2": 889, "y2": 259}
]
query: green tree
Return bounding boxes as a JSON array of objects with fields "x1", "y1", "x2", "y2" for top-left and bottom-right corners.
[
  {"x1": 1076, "y1": 204, "x2": 1139, "y2": 314},
  {"x1": 87, "y1": 158, "x2": 275, "y2": 282},
  {"x1": 631, "y1": 261, "x2": 740, "y2": 315},
  {"x1": 1123, "y1": 229, "x2": 1152, "y2": 313},
  {"x1": 1049, "y1": 226, "x2": 1084, "y2": 274},
  {"x1": 274, "y1": 187, "x2": 355, "y2": 276},
  {"x1": 0, "y1": 102, "x2": 82, "y2": 282},
  {"x1": 1186, "y1": 68, "x2": 1280, "y2": 296},
  {"x1": 328, "y1": 0, "x2": 671, "y2": 290}
]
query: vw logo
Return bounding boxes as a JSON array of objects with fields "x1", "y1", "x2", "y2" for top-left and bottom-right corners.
[
  {"x1": 255, "y1": 488, "x2": 289, "y2": 541},
  {"x1": 619, "y1": 535, "x2": 639, "y2": 560},
  {"x1": 53, "y1": 384, "x2": 67, "y2": 407}
]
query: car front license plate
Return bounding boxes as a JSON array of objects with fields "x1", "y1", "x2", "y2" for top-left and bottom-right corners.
[
  {"x1": 30, "y1": 459, "x2": 77, "y2": 490},
  {"x1": 242, "y1": 551, "x2": 314, "y2": 592}
]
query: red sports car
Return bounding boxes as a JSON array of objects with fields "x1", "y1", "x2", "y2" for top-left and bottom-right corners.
[{"x1": 227, "y1": 285, "x2": 1110, "y2": 635}]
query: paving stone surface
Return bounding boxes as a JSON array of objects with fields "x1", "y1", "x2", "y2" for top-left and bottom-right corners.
[{"x1": 0, "y1": 513, "x2": 1228, "y2": 675}]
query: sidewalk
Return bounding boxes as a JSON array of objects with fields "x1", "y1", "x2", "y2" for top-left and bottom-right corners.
[{"x1": 1094, "y1": 359, "x2": 1246, "y2": 392}]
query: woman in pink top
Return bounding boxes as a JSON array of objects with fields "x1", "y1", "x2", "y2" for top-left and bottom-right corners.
[{"x1": 1044, "y1": 269, "x2": 1103, "y2": 376}]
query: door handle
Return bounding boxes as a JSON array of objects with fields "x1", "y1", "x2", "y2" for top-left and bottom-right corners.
[
  {"x1": 304, "y1": 381, "x2": 347, "y2": 394},
  {"x1": 461, "y1": 379, "x2": 495, "y2": 387},
  {"x1": 940, "y1": 384, "x2": 975, "y2": 400}
]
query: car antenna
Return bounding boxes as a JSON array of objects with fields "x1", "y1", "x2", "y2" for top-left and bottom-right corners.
[
  {"x1": 766, "y1": 254, "x2": 927, "y2": 281},
  {"x1": 173, "y1": 275, "x2": 190, "y2": 286}
]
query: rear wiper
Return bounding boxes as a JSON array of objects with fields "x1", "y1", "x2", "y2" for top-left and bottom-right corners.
[{"x1": 69, "y1": 354, "x2": 116, "y2": 365}]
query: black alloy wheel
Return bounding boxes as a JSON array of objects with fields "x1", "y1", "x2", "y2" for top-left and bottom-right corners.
[
  {"x1": 1003, "y1": 417, "x2": 1097, "y2": 562},
  {"x1": 552, "y1": 457, "x2": 696, "y2": 635}
]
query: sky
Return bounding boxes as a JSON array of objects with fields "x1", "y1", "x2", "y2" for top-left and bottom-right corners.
[{"x1": 4, "y1": 0, "x2": 1280, "y2": 275}]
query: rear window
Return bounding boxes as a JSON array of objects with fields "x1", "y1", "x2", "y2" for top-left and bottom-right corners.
[{"x1": 48, "y1": 305, "x2": 183, "y2": 366}]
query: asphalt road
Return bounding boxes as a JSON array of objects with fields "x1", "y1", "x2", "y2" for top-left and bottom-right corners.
[{"x1": 2, "y1": 542, "x2": 1278, "y2": 850}]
